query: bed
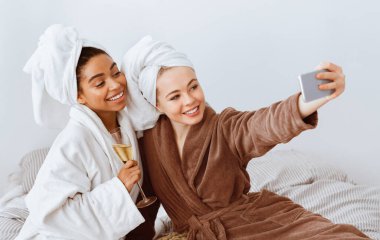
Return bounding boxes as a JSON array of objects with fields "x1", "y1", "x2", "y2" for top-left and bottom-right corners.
[{"x1": 1, "y1": 148, "x2": 379, "y2": 239}]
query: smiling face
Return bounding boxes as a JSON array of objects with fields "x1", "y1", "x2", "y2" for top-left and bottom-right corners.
[
  {"x1": 156, "y1": 66, "x2": 206, "y2": 127},
  {"x1": 77, "y1": 54, "x2": 127, "y2": 120}
]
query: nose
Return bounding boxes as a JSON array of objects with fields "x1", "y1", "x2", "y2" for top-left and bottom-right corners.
[
  {"x1": 108, "y1": 78, "x2": 120, "y2": 90},
  {"x1": 183, "y1": 93, "x2": 195, "y2": 106}
]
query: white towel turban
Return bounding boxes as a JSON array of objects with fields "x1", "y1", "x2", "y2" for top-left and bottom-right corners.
[
  {"x1": 24, "y1": 24, "x2": 105, "y2": 128},
  {"x1": 121, "y1": 36, "x2": 193, "y2": 131}
]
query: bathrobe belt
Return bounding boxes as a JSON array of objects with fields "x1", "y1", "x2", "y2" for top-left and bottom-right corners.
[{"x1": 187, "y1": 191, "x2": 263, "y2": 240}]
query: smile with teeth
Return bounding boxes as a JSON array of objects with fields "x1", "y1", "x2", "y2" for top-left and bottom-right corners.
[
  {"x1": 107, "y1": 91, "x2": 124, "y2": 101},
  {"x1": 184, "y1": 106, "x2": 199, "y2": 115}
]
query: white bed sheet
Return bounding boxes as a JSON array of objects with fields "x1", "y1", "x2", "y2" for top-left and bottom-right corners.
[
  {"x1": 247, "y1": 149, "x2": 380, "y2": 240},
  {"x1": 1, "y1": 149, "x2": 379, "y2": 239}
]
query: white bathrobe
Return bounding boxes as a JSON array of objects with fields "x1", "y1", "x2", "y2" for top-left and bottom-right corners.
[{"x1": 16, "y1": 105, "x2": 145, "y2": 240}]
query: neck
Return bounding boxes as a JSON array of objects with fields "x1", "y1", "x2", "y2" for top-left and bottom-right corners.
[
  {"x1": 170, "y1": 120, "x2": 191, "y2": 142},
  {"x1": 97, "y1": 111, "x2": 119, "y2": 132},
  {"x1": 170, "y1": 120, "x2": 190, "y2": 160},
  {"x1": 170, "y1": 120, "x2": 191, "y2": 160}
]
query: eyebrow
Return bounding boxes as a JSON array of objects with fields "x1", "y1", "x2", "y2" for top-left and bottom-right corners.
[
  {"x1": 110, "y1": 62, "x2": 117, "y2": 70},
  {"x1": 88, "y1": 62, "x2": 117, "y2": 83},
  {"x1": 165, "y1": 79, "x2": 197, "y2": 98}
]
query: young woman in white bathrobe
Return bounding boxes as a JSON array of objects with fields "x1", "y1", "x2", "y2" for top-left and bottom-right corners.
[{"x1": 16, "y1": 25, "x2": 157, "y2": 240}]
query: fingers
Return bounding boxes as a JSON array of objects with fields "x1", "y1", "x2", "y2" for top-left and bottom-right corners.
[
  {"x1": 124, "y1": 168, "x2": 141, "y2": 184},
  {"x1": 121, "y1": 165, "x2": 141, "y2": 179},
  {"x1": 123, "y1": 160, "x2": 138, "y2": 169},
  {"x1": 319, "y1": 82, "x2": 337, "y2": 91},
  {"x1": 127, "y1": 174, "x2": 140, "y2": 186},
  {"x1": 316, "y1": 61, "x2": 343, "y2": 74},
  {"x1": 315, "y1": 62, "x2": 345, "y2": 101},
  {"x1": 316, "y1": 71, "x2": 339, "y2": 80},
  {"x1": 327, "y1": 92, "x2": 339, "y2": 100},
  {"x1": 317, "y1": 72, "x2": 345, "y2": 89},
  {"x1": 319, "y1": 82, "x2": 344, "y2": 100},
  {"x1": 117, "y1": 161, "x2": 142, "y2": 192},
  {"x1": 128, "y1": 167, "x2": 142, "y2": 179},
  {"x1": 122, "y1": 172, "x2": 141, "y2": 192}
]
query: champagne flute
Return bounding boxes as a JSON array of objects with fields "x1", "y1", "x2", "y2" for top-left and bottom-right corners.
[{"x1": 110, "y1": 127, "x2": 157, "y2": 208}]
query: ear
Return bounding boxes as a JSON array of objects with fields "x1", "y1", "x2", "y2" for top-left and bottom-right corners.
[
  {"x1": 155, "y1": 102, "x2": 163, "y2": 113},
  {"x1": 77, "y1": 93, "x2": 86, "y2": 105}
]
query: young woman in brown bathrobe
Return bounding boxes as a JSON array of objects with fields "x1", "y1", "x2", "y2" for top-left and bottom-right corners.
[{"x1": 122, "y1": 36, "x2": 369, "y2": 240}]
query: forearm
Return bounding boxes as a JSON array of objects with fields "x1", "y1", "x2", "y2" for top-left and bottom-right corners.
[
  {"x1": 26, "y1": 177, "x2": 144, "y2": 239},
  {"x1": 298, "y1": 94, "x2": 329, "y2": 118},
  {"x1": 221, "y1": 93, "x2": 317, "y2": 165}
]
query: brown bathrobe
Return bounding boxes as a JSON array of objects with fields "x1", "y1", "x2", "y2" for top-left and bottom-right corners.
[{"x1": 141, "y1": 93, "x2": 369, "y2": 240}]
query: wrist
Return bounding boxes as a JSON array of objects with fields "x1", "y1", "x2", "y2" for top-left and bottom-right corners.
[{"x1": 298, "y1": 94, "x2": 328, "y2": 118}]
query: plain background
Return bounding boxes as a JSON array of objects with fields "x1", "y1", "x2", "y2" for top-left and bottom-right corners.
[{"x1": 1, "y1": 0, "x2": 379, "y2": 195}]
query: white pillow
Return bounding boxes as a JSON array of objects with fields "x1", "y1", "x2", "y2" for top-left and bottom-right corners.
[
  {"x1": 247, "y1": 149, "x2": 349, "y2": 192},
  {"x1": 20, "y1": 148, "x2": 50, "y2": 193}
]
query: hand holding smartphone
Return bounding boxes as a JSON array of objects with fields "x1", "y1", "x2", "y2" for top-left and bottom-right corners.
[{"x1": 298, "y1": 69, "x2": 334, "y2": 102}]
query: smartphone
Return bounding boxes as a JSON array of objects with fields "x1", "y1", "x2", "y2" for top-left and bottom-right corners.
[{"x1": 298, "y1": 69, "x2": 334, "y2": 102}]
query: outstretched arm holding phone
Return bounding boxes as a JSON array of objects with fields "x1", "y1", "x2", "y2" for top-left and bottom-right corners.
[{"x1": 298, "y1": 62, "x2": 346, "y2": 118}]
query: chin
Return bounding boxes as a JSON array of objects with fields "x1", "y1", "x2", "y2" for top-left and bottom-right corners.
[
  {"x1": 116, "y1": 106, "x2": 126, "y2": 112},
  {"x1": 115, "y1": 102, "x2": 127, "y2": 111},
  {"x1": 184, "y1": 112, "x2": 204, "y2": 125}
]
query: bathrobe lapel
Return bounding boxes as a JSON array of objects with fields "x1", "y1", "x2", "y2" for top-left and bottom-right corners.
[
  {"x1": 70, "y1": 104, "x2": 143, "y2": 195},
  {"x1": 151, "y1": 107, "x2": 217, "y2": 215}
]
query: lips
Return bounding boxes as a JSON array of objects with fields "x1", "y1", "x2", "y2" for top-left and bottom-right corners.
[
  {"x1": 107, "y1": 91, "x2": 124, "y2": 101},
  {"x1": 183, "y1": 106, "x2": 199, "y2": 115}
]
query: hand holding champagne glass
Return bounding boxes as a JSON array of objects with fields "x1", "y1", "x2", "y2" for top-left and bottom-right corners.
[
  {"x1": 110, "y1": 127, "x2": 157, "y2": 208},
  {"x1": 116, "y1": 154, "x2": 140, "y2": 193}
]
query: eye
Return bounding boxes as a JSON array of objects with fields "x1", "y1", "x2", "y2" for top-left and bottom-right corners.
[
  {"x1": 95, "y1": 81, "x2": 105, "y2": 88},
  {"x1": 170, "y1": 95, "x2": 180, "y2": 101},
  {"x1": 113, "y1": 71, "x2": 121, "y2": 77},
  {"x1": 190, "y1": 84, "x2": 198, "y2": 91}
]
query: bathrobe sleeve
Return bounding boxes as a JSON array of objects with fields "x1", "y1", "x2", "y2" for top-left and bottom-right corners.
[
  {"x1": 22, "y1": 126, "x2": 144, "y2": 240},
  {"x1": 219, "y1": 93, "x2": 318, "y2": 166}
]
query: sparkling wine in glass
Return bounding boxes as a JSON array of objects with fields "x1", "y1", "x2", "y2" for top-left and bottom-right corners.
[
  {"x1": 110, "y1": 128, "x2": 157, "y2": 208},
  {"x1": 112, "y1": 144, "x2": 133, "y2": 163}
]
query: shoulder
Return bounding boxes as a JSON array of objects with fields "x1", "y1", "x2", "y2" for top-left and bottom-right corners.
[
  {"x1": 54, "y1": 119, "x2": 95, "y2": 147},
  {"x1": 47, "y1": 120, "x2": 99, "y2": 167},
  {"x1": 220, "y1": 107, "x2": 240, "y2": 117},
  {"x1": 35, "y1": 122, "x2": 93, "y2": 180},
  {"x1": 218, "y1": 107, "x2": 248, "y2": 123}
]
